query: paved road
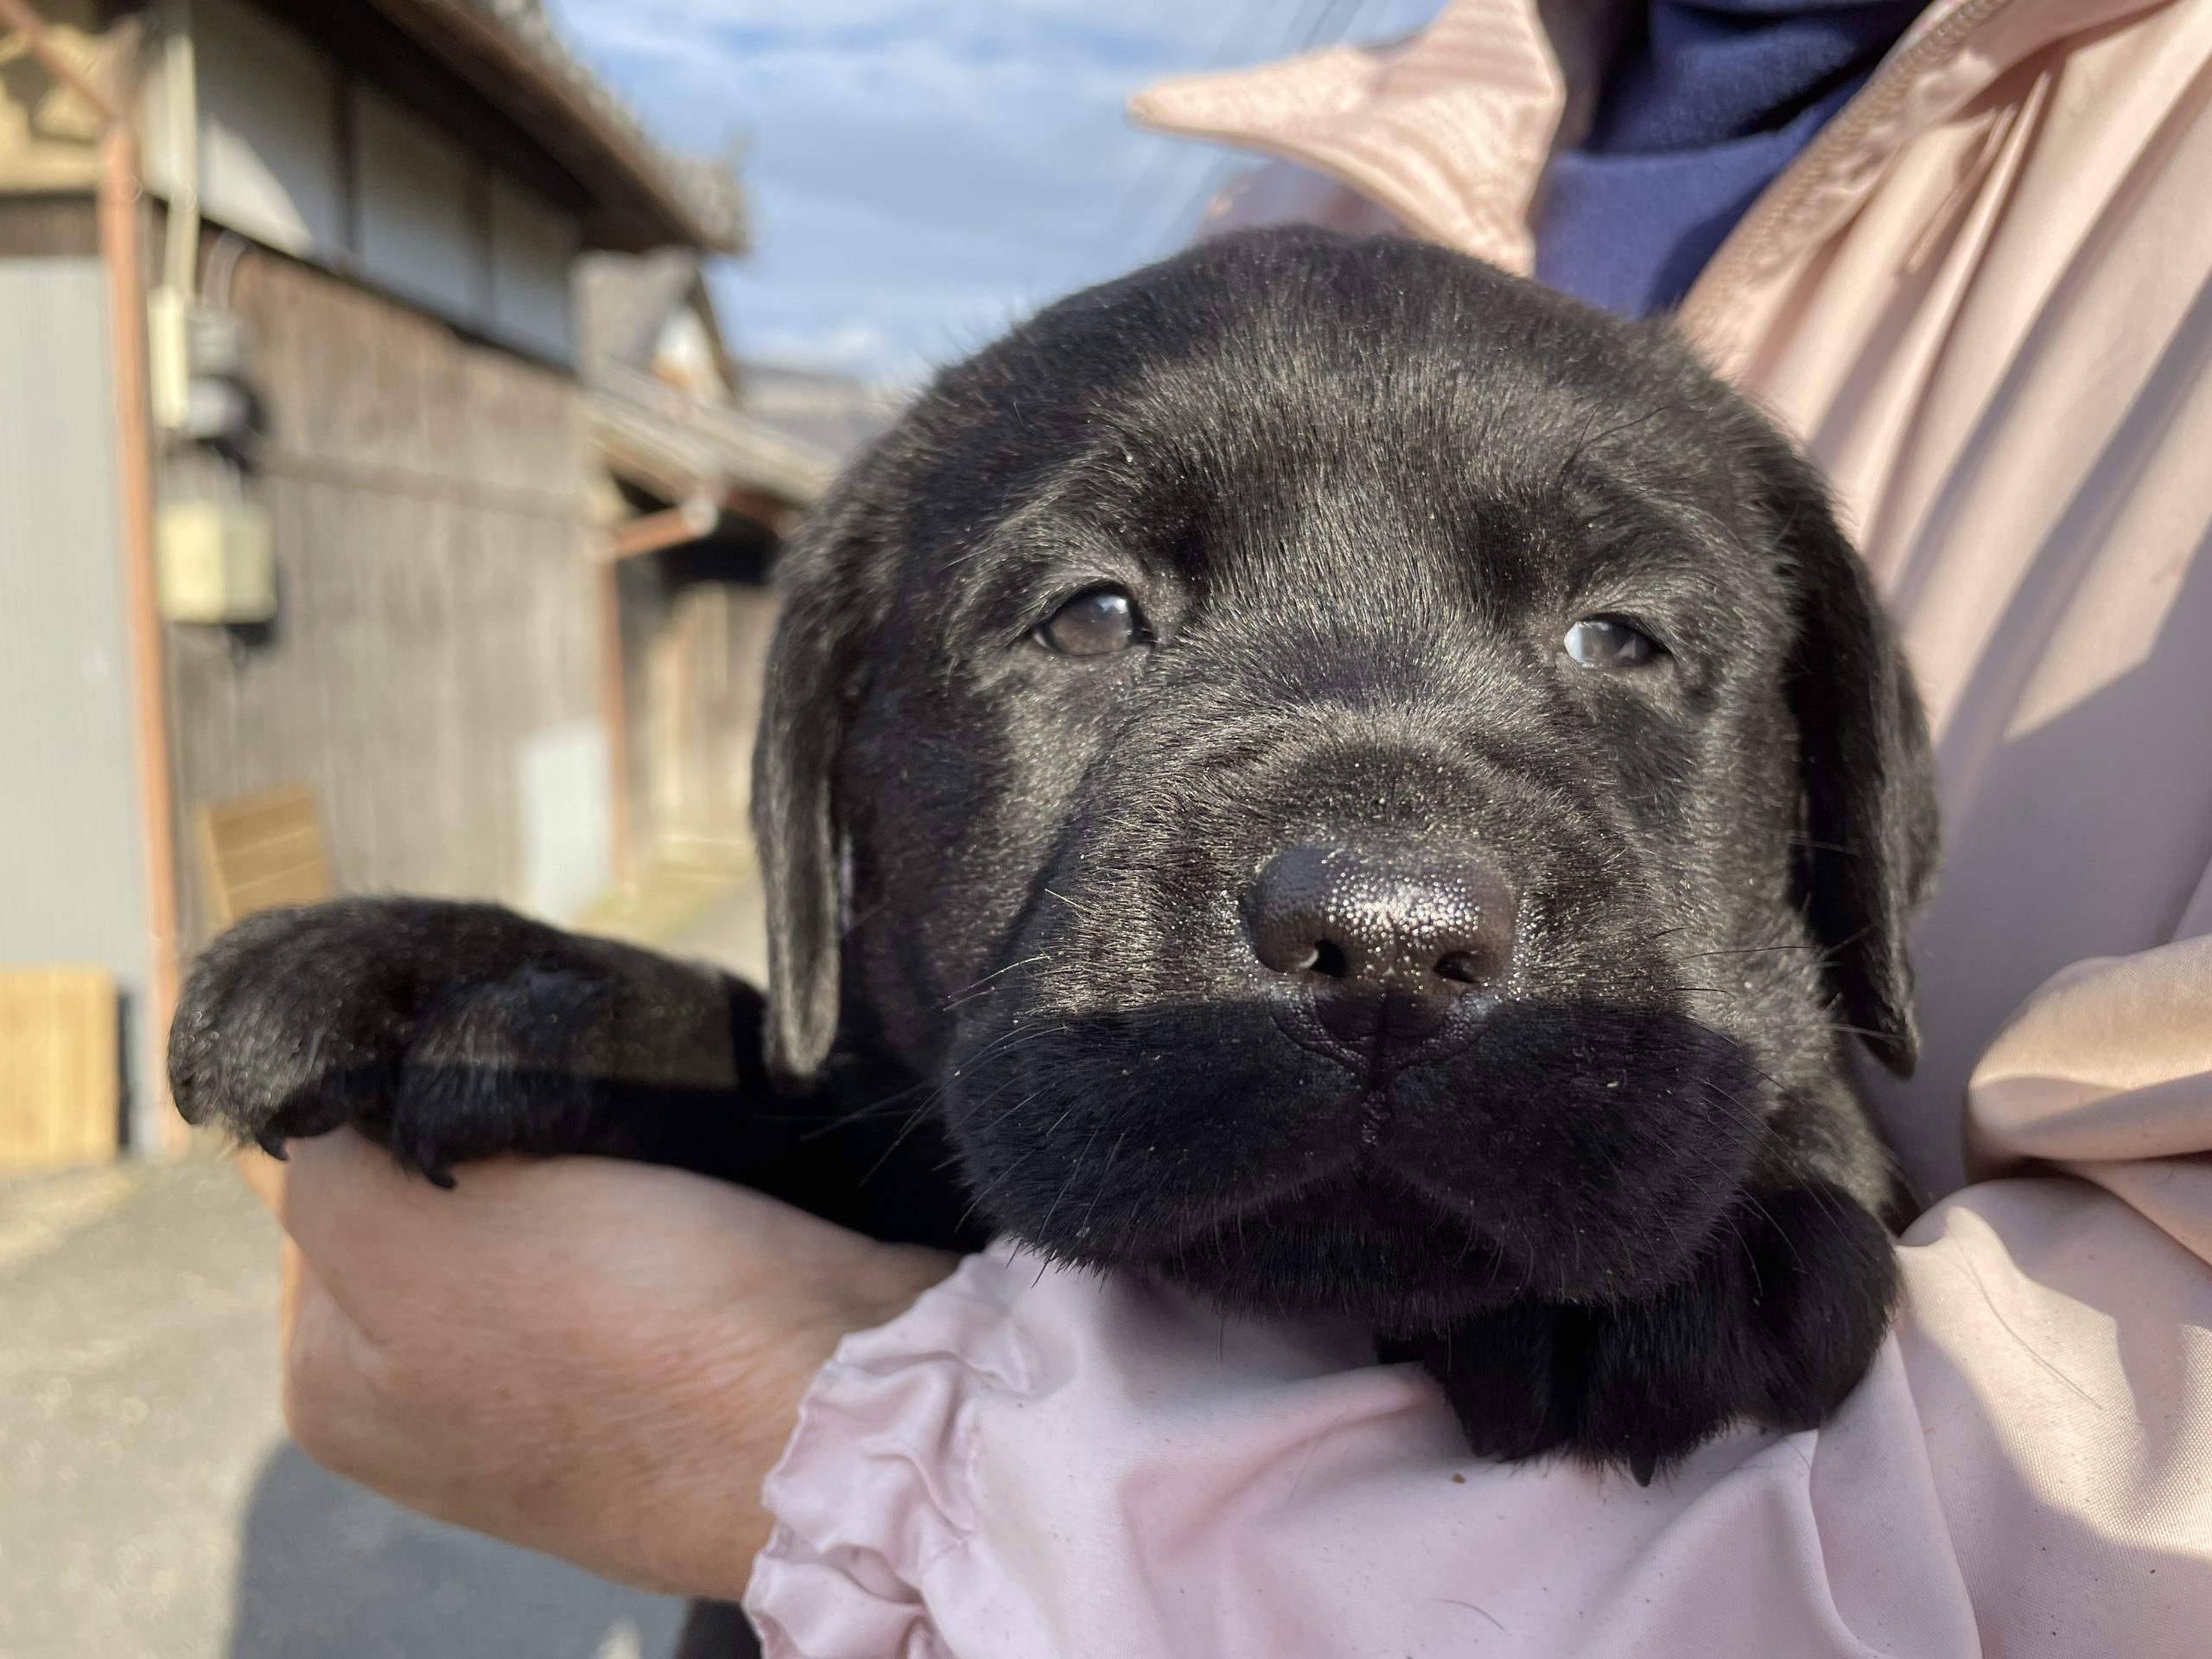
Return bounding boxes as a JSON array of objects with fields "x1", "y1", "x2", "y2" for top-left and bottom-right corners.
[
  {"x1": 0, "y1": 1154, "x2": 690, "y2": 1659},
  {"x1": 0, "y1": 882, "x2": 772, "y2": 1658}
]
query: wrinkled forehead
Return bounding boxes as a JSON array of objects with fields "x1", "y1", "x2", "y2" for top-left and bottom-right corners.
[{"x1": 925, "y1": 327, "x2": 1768, "y2": 624}]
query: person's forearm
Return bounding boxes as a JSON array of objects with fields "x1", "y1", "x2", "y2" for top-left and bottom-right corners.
[{"x1": 249, "y1": 1131, "x2": 954, "y2": 1597}]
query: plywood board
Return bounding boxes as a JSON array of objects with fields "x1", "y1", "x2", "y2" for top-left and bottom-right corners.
[
  {"x1": 195, "y1": 784, "x2": 334, "y2": 931},
  {"x1": 0, "y1": 969, "x2": 119, "y2": 1171}
]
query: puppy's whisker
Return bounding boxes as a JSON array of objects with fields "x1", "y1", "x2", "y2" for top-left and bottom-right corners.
[
  {"x1": 1676, "y1": 943, "x2": 1825, "y2": 961},
  {"x1": 1034, "y1": 1175, "x2": 1081, "y2": 1243},
  {"x1": 848, "y1": 1096, "x2": 945, "y2": 1153},
  {"x1": 971, "y1": 1087, "x2": 1044, "y2": 1138},
  {"x1": 941, "y1": 953, "x2": 1052, "y2": 1011},
  {"x1": 960, "y1": 1143, "x2": 1044, "y2": 1214},
  {"x1": 855, "y1": 1122, "x2": 939, "y2": 1191},
  {"x1": 1042, "y1": 887, "x2": 1100, "y2": 919},
  {"x1": 950, "y1": 1019, "x2": 1074, "y2": 1073},
  {"x1": 795, "y1": 1079, "x2": 939, "y2": 1141}
]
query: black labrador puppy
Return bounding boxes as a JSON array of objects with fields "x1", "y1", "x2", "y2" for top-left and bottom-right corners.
[{"x1": 173, "y1": 229, "x2": 1935, "y2": 1493}]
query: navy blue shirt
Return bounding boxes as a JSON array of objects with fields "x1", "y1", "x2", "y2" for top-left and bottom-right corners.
[{"x1": 1534, "y1": 0, "x2": 1926, "y2": 315}]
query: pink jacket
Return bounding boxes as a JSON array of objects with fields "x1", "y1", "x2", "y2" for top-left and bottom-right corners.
[{"x1": 746, "y1": 1, "x2": 2212, "y2": 1652}]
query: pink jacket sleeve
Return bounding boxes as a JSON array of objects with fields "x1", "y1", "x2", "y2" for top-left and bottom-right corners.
[{"x1": 742, "y1": 938, "x2": 2212, "y2": 1659}]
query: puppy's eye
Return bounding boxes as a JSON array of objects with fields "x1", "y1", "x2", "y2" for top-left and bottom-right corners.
[
  {"x1": 1036, "y1": 587, "x2": 1146, "y2": 657},
  {"x1": 1563, "y1": 617, "x2": 1662, "y2": 670}
]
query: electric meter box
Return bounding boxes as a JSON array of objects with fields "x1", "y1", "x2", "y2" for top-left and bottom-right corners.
[{"x1": 156, "y1": 500, "x2": 276, "y2": 625}]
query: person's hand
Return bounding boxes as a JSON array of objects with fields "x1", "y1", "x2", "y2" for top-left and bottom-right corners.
[{"x1": 239, "y1": 1131, "x2": 957, "y2": 1598}]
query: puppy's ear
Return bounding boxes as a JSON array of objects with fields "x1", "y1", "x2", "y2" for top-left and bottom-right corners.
[
  {"x1": 753, "y1": 467, "x2": 896, "y2": 1084},
  {"x1": 1762, "y1": 444, "x2": 1939, "y2": 1077}
]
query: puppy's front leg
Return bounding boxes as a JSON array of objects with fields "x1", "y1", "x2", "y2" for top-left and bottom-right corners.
[
  {"x1": 168, "y1": 898, "x2": 962, "y2": 1244},
  {"x1": 169, "y1": 897, "x2": 770, "y2": 1183},
  {"x1": 1383, "y1": 1181, "x2": 1897, "y2": 1482}
]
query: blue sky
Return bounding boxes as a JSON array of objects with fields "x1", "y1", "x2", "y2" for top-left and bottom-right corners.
[{"x1": 543, "y1": 0, "x2": 1444, "y2": 381}]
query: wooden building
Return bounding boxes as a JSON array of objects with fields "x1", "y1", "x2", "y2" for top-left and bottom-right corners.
[
  {"x1": 575, "y1": 251, "x2": 905, "y2": 882},
  {"x1": 0, "y1": 0, "x2": 743, "y2": 1158}
]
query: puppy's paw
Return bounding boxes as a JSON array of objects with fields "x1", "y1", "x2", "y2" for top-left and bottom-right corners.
[
  {"x1": 1387, "y1": 1184, "x2": 1897, "y2": 1482},
  {"x1": 169, "y1": 899, "x2": 602, "y2": 1185}
]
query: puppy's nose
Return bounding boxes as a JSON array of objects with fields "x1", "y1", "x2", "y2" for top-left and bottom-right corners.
[{"x1": 1243, "y1": 843, "x2": 1517, "y2": 1050}]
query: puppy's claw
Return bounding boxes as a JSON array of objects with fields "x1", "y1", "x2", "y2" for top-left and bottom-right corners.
[
  {"x1": 1629, "y1": 1447, "x2": 1659, "y2": 1488},
  {"x1": 254, "y1": 1128, "x2": 289, "y2": 1160}
]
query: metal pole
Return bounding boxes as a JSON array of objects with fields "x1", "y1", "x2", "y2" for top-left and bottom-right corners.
[
  {"x1": 99, "y1": 123, "x2": 184, "y2": 1152},
  {"x1": 1, "y1": 0, "x2": 185, "y2": 1151},
  {"x1": 596, "y1": 557, "x2": 635, "y2": 889}
]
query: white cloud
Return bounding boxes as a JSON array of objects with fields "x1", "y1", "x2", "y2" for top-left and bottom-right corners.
[
  {"x1": 544, "y1": 0, "x2": 1445, "y2": 373},
  {"x1": 753, "y1": 318, "x2": 893, "y2": 368}
]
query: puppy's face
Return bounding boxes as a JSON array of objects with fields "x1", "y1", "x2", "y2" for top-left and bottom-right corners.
[{"x1": 759, "y1": 231, "x2": 1934, "y2": 1331}]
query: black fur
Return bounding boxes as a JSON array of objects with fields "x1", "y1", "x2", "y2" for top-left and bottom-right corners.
[{"x1": 174, "y1": 232, "x2": 1936, "y2": 1500}]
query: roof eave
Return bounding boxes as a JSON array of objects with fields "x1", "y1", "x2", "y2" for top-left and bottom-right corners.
[
  {"x1": 365, "y1": 0, "x2": 747, "y2": 255},
  {"x1": 591, "y1": 377, "x2": 838, "y2": 513}
]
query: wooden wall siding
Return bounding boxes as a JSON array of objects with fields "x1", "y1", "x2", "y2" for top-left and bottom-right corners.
[
  {"x1": 613, "y1": 555, "x2": 666, "y2": 875},
  {"x1": 643, "y1": 579, "x2": 779, "y2": 866},
  {"x1": 162, "y1": 245, "x2": 601, "y2": 955},
  {"x1": 0, "y1": 194, "x2": 99, "y2": 257}
]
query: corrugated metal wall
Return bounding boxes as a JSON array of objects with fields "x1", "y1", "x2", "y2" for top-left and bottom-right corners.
[
  {"x1": 138, "y1": 0, "x2": 582, "y2": 364},
  {"x1": 0, "y1": 259, "x2": 153, "y2": 1141}
]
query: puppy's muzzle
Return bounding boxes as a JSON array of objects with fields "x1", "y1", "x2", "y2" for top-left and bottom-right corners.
[{"x1": 1243, "y1": 842, "x2": 1518, "y2": 1056}]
